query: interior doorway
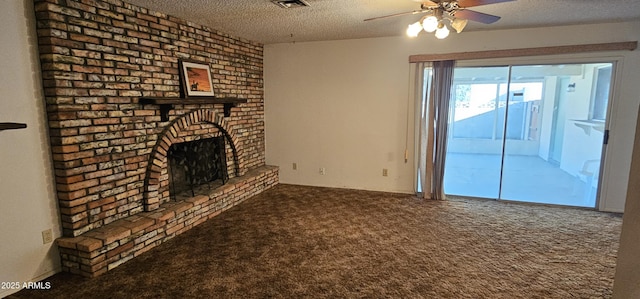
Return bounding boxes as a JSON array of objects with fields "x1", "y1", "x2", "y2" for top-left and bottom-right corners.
[
  {"x1": 549, "y1": 77, "x2": 570, "y2": 165},
  {"x1": 443, "y1": 62, "x2": 614, "y2": 208}
]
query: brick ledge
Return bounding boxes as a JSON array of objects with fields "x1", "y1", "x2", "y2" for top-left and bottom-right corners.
[{"x1": 57, "y1": 165, "x2": 279, "y2": 277}]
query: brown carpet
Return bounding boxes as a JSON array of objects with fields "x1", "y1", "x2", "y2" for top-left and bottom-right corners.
[{"x1": 10, "y1": 184, "x2": 622, "y2": 298}]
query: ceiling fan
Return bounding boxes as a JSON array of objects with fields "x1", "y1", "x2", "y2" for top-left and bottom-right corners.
[{"x1": 365, "y1": 0, "x2": 515, "y2": 39}]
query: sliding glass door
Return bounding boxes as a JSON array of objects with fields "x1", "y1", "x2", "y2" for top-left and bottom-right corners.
[
  {"x1": 443, "y1": 62, "x2": 614, "y2": 208},
  {"x1": 444, "y1": 66, "x2": 510, "y2": 199}
]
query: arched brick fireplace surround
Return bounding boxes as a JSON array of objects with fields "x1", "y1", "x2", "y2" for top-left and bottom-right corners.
[{"x1": 143, "y1": 109, "x2": 246, "y2": 211}]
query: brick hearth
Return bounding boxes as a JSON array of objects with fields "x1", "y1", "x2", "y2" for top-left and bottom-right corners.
[
  {"x1": 34, "y1": 0, "x2": 278, "y2": 276},
  {"x1": 58, "y1": 166, "x2": 277, "y2": 277}
]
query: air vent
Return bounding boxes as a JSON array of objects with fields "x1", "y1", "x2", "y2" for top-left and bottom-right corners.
[{"x1": 271, "y1": 0, "x2": 310, "y2": 9}]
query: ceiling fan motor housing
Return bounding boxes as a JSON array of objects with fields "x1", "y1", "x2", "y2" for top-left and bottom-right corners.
[
  {"x1": 442, "y1": 1, "x2": 460, "y2": 12},
  {"x1": 421, "y1": 1, "x2": 461, "y2": 15}
]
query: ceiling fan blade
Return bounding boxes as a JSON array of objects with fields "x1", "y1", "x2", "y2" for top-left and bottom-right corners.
[
  {"x1": 364, "y1": 9, "x2": 430, "y2": 22},
  {"x1": 458, "y1": 0, "x2": 515, "y2": 8},
  {"x1": 454, "y1": 9, "x2": 501, "y2": 24},
  {"x1": 411, "y1": 0, "x2": 439, "y2": 4}
]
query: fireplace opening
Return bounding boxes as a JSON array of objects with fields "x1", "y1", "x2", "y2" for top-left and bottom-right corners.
[{"x1": 167, "y1": 136, "x2": 228, "y2": 201}]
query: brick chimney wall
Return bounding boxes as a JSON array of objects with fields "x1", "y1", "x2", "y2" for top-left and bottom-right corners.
[{"x1": 34, "y1": 0, "x2": 269, "y2": 238}]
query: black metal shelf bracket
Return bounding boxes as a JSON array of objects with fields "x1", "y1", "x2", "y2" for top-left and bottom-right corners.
[
  {"x1": 0, "y1": 122, "x2": 27, "y2": 132},
  {"x1": 138, "y1": 97, "x2": 247, "y2": 121}
]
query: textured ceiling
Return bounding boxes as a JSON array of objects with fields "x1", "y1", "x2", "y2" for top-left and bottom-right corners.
[{"x1": 125, "y1": 0, "x2": 640, "y2": 44}]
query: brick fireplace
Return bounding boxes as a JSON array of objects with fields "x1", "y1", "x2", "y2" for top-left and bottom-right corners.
[{"x1": 34, "y1": 0, "x2": 278, "y2": 277}]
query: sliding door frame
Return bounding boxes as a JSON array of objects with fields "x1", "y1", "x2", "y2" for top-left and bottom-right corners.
[{"x1": 447, "y1": 53, "x2": 625, "y2": 211}]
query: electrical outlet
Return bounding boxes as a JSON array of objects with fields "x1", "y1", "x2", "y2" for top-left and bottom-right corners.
[
  {"x1": 319, "y1": 167, "x2": 326, "y2": 175},
  {"x1": 382, "y1": 168, "x2": 388, "y2": 177},
  {"x1": 42, "y1": 229, "x2": 53, "y2": 244},
  {"x1": 293, "y1": 163, "x2": 297, "y2": 170}
]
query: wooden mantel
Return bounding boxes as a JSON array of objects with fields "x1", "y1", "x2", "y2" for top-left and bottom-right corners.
[{"x1": 138, "y1": 97, "x2": 247, "y2": 121}]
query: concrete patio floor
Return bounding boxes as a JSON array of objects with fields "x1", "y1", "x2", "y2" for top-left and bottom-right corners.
[{"x1": 444, "y1": 153, "x2": 598, "y2": 208}]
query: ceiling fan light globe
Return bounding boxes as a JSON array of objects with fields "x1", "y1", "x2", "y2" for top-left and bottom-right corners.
[
  {"x1": 435, "y1": 26, "x2": 450, "y2": 39},
  {"x1": 422, "y1": 16, "x2": 438, "y2": 33},
  {"x1": 406, "y1": 22, "x2": 422, "y2": 37},
  {"x1": 451, "y1": 18, "x2": 468, "y2": 33}
]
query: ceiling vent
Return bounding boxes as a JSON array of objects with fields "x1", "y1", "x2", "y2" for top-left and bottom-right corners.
[{"x1": 271, "y1": 0, "x2": 310, "y2": 9}]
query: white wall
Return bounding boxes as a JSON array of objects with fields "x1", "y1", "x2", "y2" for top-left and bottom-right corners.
[
  {"x1": 265, "y1": 38, "x2": 417, "y2": 193},
  {"x1": 559, "y1": 64, "x2": 606, "y2": 176},
  {"x1": 0, "y1": 1, "x2": 62, "y2": 297},
  {"x1": 613, "y1": 106, "x2": 640, "y2": 298},
  {"x1": 264, "y1": 21, "x2": 640, "y2": 212}
]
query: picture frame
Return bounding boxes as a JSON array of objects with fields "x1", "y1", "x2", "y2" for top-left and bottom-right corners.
[{"x1": 180, "y1": 60, "x2": 215, "y2": 97}]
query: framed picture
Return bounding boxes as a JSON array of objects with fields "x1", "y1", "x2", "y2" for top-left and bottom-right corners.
[{"x1": 180, "y1": 60, "x2": 215, "y2": 97}]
